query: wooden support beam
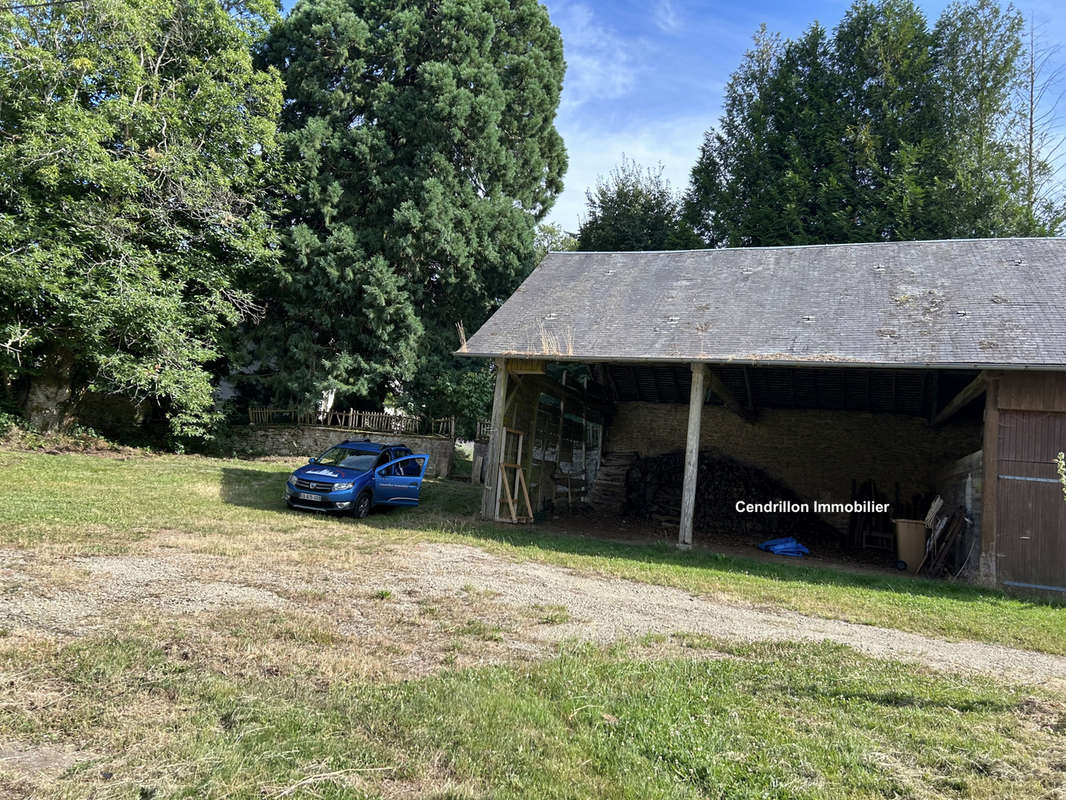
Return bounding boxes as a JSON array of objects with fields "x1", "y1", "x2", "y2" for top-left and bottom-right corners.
[
  {"x1": 933, "y1": 372, "x2": 987, "y2": 426},
  {"x1": 927, "y1": 370, "x2": 940, "y2": 425},
  {"x1": 980, "y1": 375, "x2": 1000, "y2": 586},
  {"x1": 505, "y1": 358, "x2": 546, "y2": 374},
  {"x1": 518, "y1": 373, "x2": 613, "y2": 414},
  {"x1": 502, "y1": 374, "x2": 524, "y2": 419},
  {"x1": 481, "y1": 358, "x2": 509, "y2": 520},
  {"x1": 706, "y1": 369, "x2": 755, "y2": 421},
  {"x1": 679, "y1": 363, "x2": 706, "y2": 549}
]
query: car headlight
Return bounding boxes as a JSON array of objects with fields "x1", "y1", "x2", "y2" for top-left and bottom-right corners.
[
  {"x1": 288, "y1": 472, "x2": 299, "y2": 483},
  {"x1": 333, "y1": 482, "x2": 354, "y2": 491}
]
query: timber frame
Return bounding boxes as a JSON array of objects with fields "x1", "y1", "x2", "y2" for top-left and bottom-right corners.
[{"x1": 463, "y1": 240, "x2": 1066, "y2": 590}]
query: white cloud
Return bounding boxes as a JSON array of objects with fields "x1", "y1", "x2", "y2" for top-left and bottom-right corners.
[
  {"x1": 547, "y1": 114, "x2": 712, "y2": 232},
  {"x1": 549, "y1": 2, "x2": 642, "y2": 109},
  {"x1": 654, "y1": 0, "x2": 681, "y2": 34}
]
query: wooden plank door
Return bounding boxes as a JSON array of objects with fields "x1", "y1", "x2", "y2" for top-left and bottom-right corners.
[{"x1": 995, "y1": 410, "x2": 1066, "y2": 593}]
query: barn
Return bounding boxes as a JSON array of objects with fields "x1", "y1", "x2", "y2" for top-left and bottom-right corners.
[{"x1": 458, "y1": 238, "x2": 1066, "y2": 593}]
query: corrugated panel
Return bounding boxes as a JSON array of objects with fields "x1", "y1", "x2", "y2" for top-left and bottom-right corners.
[{"x1": 461, "y1": 238, "x2": 1066, "y2": 368}]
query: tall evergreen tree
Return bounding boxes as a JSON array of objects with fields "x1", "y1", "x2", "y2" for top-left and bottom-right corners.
[
  {"x1": 253, "y1": 0, "x2": 567, "y2": 419},
  {"x1": 684, "y1": 0, "x2": 1061, "y2": 246},
  {"x1": 834, "y1": 0, "x2": 945, "y2": 240},
  {"x1": 766, "y1": 24, "x2": 853, "y2": 244},
  {"x1": 0, "y1": 0, "x2": 283, "y2": 434},
  {"x1": 684, "y1": 26, "x2": 783, "y2": 247}
]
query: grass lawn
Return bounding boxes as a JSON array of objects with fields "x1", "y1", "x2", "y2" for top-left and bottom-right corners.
[
  {"x1": 3, "y1": 630, "x2": 1064, "y2": 799},
  {"x1": 2, "y1": 447, "x2": 1065, "y2": 797},
  {"x1": 1, "y1": 449, "x2": 1062, "y2": 655}
]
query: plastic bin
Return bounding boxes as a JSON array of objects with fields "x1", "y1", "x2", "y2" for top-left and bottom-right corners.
[{"x1": 893, "y1": 519, "x2": 927, "y2": 574}]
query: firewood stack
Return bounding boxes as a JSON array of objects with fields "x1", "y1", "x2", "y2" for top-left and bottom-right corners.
[
  {"x1": 586, "y1": 451, "x2": 639, "y2": 514},
  {"x1": 624, "y1": 450, "x2": 839, "y2": 542}
]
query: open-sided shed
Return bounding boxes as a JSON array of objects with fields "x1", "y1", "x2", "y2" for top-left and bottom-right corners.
[{"x1": 459, "y1": 238, "x2": 1066, "y2": 592}]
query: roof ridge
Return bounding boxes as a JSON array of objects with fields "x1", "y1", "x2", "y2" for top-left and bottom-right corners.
[{"x1": 546, "y1": 236, "x2": 1062, "y2": 256}]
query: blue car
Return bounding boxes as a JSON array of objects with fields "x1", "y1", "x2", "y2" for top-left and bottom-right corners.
[{"x1": 285, "y1": 440, "x2": 429, "y2": 518}]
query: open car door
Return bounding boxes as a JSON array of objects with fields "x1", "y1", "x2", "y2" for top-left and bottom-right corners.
[{"x1": 373, "y1": 454, "x2": 429, "y2": 506}]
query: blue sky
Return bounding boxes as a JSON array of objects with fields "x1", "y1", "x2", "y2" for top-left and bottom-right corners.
[
  {"x1": 542, "y1": 0, "x2": 1065, "y2": 231},
  {"x1": 279, "y1": 0, "x2": 1066, "y2": 232}
]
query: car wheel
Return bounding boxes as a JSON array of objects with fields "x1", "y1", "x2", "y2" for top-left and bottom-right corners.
[{"x1": 353, "y1": 492, "x2": 372, "y2": 519}]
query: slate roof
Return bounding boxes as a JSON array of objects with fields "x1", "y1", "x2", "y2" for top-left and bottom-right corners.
[{"x1": 458, "y1": 238, "x2": 1066, "y2": 369}]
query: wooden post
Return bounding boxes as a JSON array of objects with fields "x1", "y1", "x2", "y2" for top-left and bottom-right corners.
[
  {"x1": 679, "y1": 363, "x2": 706, "y2": 549},
  {"x1": 481, "y1": 358, "x2": 509, "y2": 520},
  {"x1": 980, "y1": 374, "x2": 1000, "y2": 586},
  {"x1": 525, "y1": 402, "x2": 539, "y2": 512}
]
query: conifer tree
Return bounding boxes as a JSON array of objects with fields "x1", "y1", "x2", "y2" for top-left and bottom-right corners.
[
  {"x1": 684, "y1": 0, "x2": 1062, "y2": 246},
  {"x1": 253, "y1": 0, "x2": 567, "y2": 417}
]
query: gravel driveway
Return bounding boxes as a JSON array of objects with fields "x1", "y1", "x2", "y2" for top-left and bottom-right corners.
[
  {"x1": 390, "y1": 543, "x2": 1066, "y2": 687},
  {"x1": 3, "y1": 540, "x2": 1065, "y2": 687}
]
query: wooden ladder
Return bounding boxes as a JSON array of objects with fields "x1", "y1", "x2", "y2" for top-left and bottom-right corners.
[{"x1": 496, "y1": 427, "x2": 533, "y2": 523}]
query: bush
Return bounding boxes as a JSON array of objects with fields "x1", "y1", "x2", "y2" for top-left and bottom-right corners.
[{"x1": 0, "y1": 411, "x2": 20, "y2": 437}]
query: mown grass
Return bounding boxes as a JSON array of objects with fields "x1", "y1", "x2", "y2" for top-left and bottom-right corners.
[
  {"x1": 2, "y1": 628, "x2": 1063, "y2": 799},
  {"x1": 1, "y1": 449, "x2": 1064, "y2": 655}
]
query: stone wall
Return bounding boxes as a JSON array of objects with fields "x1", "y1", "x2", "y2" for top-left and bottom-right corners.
[
  {"x1": 607, "y1": 402, "x2": 982, "y2": 530},
  {"x1": 229, "y1": 424, "x2": 454, "y2": 478}
]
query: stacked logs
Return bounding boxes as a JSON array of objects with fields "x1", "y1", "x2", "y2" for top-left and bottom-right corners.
[{"x1": 624, "y1": 450, "x2": 839, "y2": 542}]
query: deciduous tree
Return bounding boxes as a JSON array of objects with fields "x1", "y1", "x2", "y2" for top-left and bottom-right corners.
[
  {"x1": 577, "y1": 157, "x2": 699, "y2": 251},
  {"x1": 534, "y1": 222, "x2": 577, "y2": 262},
  {"x1": 0, "y1": 0, "x2": 283, "y2": 435}
]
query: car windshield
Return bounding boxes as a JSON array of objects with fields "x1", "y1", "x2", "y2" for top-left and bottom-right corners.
[{"x1": 314, "y1": 447, "x2": 378, "y2": 470}]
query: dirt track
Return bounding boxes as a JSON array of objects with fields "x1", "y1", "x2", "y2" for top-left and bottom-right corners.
[
  {"x1": 387, "y1": 543, "x2": 1066, "y2": 686},
  {"x1": 3, "y1": 541, "x2": 1065, "y2": 687}
]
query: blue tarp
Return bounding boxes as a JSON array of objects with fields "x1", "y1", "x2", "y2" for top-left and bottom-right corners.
[{"x1": 758, "y1": 537, "x2": 810, "y2": 557}]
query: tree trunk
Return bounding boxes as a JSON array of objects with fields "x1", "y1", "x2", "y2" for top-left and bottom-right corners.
[
  {"x1": 23, "y1": 349, "x2": 78, "y2": 432},
  {"x1": 316, "y1": 388, "x2": 337, "y2": 423}
]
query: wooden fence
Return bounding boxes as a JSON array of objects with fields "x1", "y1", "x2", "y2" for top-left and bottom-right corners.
[{"x1": 248, "y1": 407, "x2": 455, "y2": 438}]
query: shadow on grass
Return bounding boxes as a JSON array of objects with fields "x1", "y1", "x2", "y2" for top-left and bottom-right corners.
[
  {"x1": 220, "y1": 466, "x2": 292, "y2": 512},
  {"x1": 218, "y1": 466, "x2": 1061, "y2": 611},
  {"x1": 791, "y1": 686, "x2": 1015, "y2": 713},
  {"x1": 218, "y1": 468, "x2": 472, "y2": 526},
  {"x1": 437, "y1": 517, "x2": 1065, "y2": 611}
]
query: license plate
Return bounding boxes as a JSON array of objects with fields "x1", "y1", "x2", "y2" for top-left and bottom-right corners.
[{"x1": 297, "y1": 492, "x2": 322, "y2": 501}]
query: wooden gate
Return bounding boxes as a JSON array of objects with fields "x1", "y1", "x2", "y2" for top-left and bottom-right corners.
[{"x1": 995, "y1": 410, "x2": 1066, "y2": 593}]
